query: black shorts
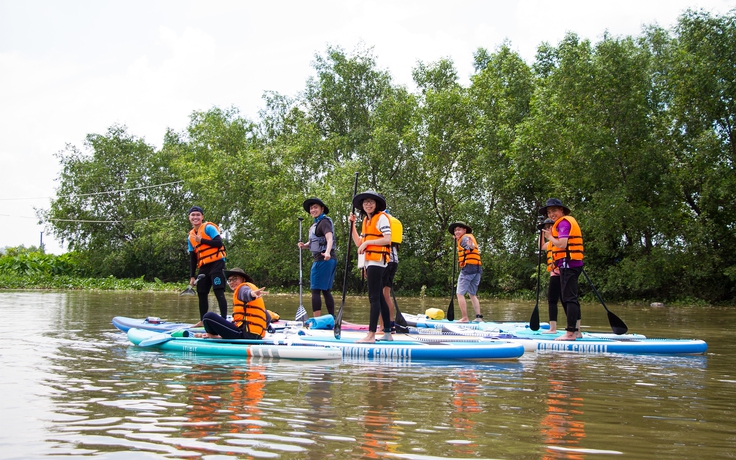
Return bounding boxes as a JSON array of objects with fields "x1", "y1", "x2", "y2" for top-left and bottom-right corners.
[
  {"x1": 382, "y1": 262, "x2": 398, "y2": 288},
  {"x1": 197, "y1": 259, "x2": 226, "y2": 292}
]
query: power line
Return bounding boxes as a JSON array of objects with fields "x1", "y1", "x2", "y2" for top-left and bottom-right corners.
[
  {"x1": 46, "y1": 216, "x2": 173, "y2": 224},
  {"x1": 0, "y1": 180, "x2": 184, "y2": 201}
]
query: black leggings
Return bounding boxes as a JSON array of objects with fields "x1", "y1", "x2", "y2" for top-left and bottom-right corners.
[
  {"x1": 560, "y1": 266, "x2": 583, "y2": 332},
  {"x1": 202, "y1": 312, "x2": 261, "y2": 339},
  {"x1": 366, "y1": 265, "x2": 391, "y2": 333},
  {"x1": 311, "y1": 289, "x2": 335, "y2": 316},
  {"x1": 198, "y1": 287, "x2": 228, "y2": 319},
  {"x1": 196, "y1": 260, "x2": 228, "y2": 319},
  {"x1": 548, "y1": 275, "x2": 562, "y2": 322}
]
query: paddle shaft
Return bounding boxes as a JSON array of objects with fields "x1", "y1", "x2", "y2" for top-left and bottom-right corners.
[
  {"x1": 391, "y1": 285, "x2": 408, "y2": 330},
  {"x1": 334, "y1": 172, "x2": 359, "y2": 339},
  {"x1": 298, "y1": 217, "x2": 304, "y2": 309},
  {"x1": 139, "y1": 332, "x2": 315, "y2": 348},
  {"x1": 179, "y1": 273, "x2": 205, "y2": 295},
  {"x1": 581, "y1": 267, "x2": 628, "y2": 334},
  {"x1": 447, "y1": 246, "x2": 456, "y2": 321},
  {"x1": 529, "y1": 228, "x2": 543, "y2": 330}
]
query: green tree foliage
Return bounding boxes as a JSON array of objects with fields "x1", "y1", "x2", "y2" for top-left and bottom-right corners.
[
  {"x1": 40, "y1": 9, "x2": 736, "y2": 303},
  {"x1": 41, "y1": 125, "x2": 188, "y2": 280}
]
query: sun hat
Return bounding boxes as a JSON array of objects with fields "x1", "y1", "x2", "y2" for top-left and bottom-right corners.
[
  {"x1": 538, "y1": 198, "x2": 571, "y2": 216},
  {"x1": 448, "y1": 221, "x2": 472, "y2": 235},
  {"x1": 352, "y1": 190, "x2": 387, "y2": 212},
  {"x1": 302, "y1": 197, "x2": 329, "y2": 214},
  {"x1": 224, "y1": 267, "x2": 254, "y2": 284}
]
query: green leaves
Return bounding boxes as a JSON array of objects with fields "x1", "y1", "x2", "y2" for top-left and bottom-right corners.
[{"x1": 38, "y1": 10, "x2": 736, "y2": 302}]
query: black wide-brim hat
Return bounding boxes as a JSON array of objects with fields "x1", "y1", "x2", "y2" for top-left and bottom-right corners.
[
  {"x1": 224, "y1": 267, "x2": 254, "y2": 284},
  {"x1": 353, "y1": 190, "x2": 386, "y2": 212},
  {"x1": 537, "y1": 218, "x2": 556, "y2": 230},
  {"x1": 538, "y1": 198, "x2": 571, "y2": 216},
  {"x1": 448, "y1": 221, "x2": 472, "y2": 235},
  {"x1": 302, "y1": 197, "x2": 329, "y2": 214}
]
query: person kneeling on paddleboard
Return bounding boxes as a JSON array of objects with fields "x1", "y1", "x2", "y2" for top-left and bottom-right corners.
[{"x1": 198, "y1": 268, "x2": 270, "y2": 339}]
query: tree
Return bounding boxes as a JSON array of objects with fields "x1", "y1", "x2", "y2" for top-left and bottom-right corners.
[{"x1": 41, "y1": 125, "x2": 188, "y2": 280}]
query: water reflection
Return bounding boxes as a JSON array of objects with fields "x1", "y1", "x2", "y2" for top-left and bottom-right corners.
[
  {"x1": 540, "y1": 360, "x2": 586, "y2": 459},
  {"x1": 2, "y1": 291, "x2": 736, "y2": 459}
]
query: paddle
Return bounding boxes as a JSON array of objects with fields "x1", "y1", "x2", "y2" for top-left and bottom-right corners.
[
  {"x1": 334, "y1": 172, "x2": 359, "y2": 339},
  {"x1": 446, "y1": 248, "x2": 456, "y2": 321},
  {"x1": 138, "y1": 329, "x2": 190, "y2": 347},
  {"x1": 391, "y1": 285, "x2": 409, "y2": 333},
  {"x1": 581, "y1": 268, "x2": 628, "y2": 335},
  {"x1": 295, "y1": 217, "x2": 308, "y2": 322},
  {"x1": 179, "y1": 274, "x2": 205, "y2": 296},
  {"x1": 529, "y1": 228, "x2": 543, "y2": 331},
  {"x1": 138, "y1": 330, "x2": 292, "y2": 348}
]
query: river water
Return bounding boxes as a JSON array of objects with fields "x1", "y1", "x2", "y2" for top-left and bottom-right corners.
[{"x1": 0, "y1": 290, "x2": 733, "y2": 459}]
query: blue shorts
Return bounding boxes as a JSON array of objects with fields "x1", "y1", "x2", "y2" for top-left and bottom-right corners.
[
  {"x1": 456, "y1": 266, "x2": 482, "y2": 296},
  {"x1": 310, "y1": 258, "x2": 337, "y2": 291}
]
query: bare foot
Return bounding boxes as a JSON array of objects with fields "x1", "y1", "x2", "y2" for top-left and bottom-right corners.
[
  {"x1": 192, "y1": 321, "x2": 203, "y2": 327},
  {"x1": 473, "y1": 315, "x2": 484, "y2": 323},
  {"x1": 356, "y1": 332, "x2": 377, "y2": 343},
  {"x1": 456, "y1": 317, "x2": 470, "y2": 323},
  {"x1": 542, "y1": 329, "x2": 558, "y2": 334},
  {"x1": 381, "y1": 332, "x2": 393, "y2": 341},
  {"x1": 555, "y1": 332, "x2": 576, "y2": 341},
  {"x1": 194, "y1": 332, "x2": 220, "y2": 339}
]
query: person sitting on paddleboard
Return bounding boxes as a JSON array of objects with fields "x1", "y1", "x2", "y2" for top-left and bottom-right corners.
[
  {"x1": 539, "y1": 198, "x2": 584, "y2": 341},
  {"x1": 187, "y1": 205, "x2": 228, "y2": 325},
  {"x1": 298, "y1": 197, "x2": 337, "y2": 317},
  {"x1": 349, "y1": 190, "x2": 393, "y2": 343},
  {"x1": 198, "y1": 267, "x2": 270, "y2": 339}
]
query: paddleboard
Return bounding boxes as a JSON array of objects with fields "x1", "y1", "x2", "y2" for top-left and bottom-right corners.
[
  {"x1": 113, "y1": 316, "x2": 368, "y2": 334},
  {"x1": 294, "y1": 334, "x2": 525, "y2": 361},
  {"x1": 403, "y1": 313, "x2": 549, "y2": 333},
  {"x1": 438, "y1": 325, "x2": 706, "y2": 355},
  {"x1": 505, "y1": 328, "x2": 708, "y2": 355},
  {"x1": 127, "y1": 328, "x2": 343, "y2": 361}
]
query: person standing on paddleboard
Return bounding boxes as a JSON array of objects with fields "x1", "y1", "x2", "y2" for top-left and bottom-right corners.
[
  {"x1": 449, "y1": 221, "x2": 484, "y2": 322},
  {"x1": 298, "y1": 197, "x2": 337, "y2": 317},
  {"x1": 349, "y1": 190, "x2": 393, "y2": 343},
  {"x1": 538, "y1": 217, "x2": 562, "y2": 334},
  {"x1": 198, "y1": 267, "x2": 269, "y2": 339},
  {"x1": 539, "y1": 198, "x2": 584, "y2": 341},
  {"x1": 380, "y1": 209, "x2": 402, "y2": 332},
  {"x1": 187, "y1": 206, "x2": 228, "y2": 326}
]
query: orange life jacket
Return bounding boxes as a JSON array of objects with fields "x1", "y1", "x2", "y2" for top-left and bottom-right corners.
[
  {"x1": 545, "y1": 241, "x2": 557, "y2": 273},
  {"x1": 232, "y1": 281, "x2": 268, "y2": 338},
  {"x1": 457, "y1": 234, "x2": 482, "y2": 267},
  {"x1": 551, "y1": 216, "x2": 584, "y2": 263},
  {"x1": 361, "y1": 212, "x2": 391, "y2": 263},
  {"x1": 189, "y1": 222, "x2": 227, "y2": 268}
]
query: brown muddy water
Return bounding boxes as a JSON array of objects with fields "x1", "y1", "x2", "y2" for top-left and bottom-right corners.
[{"x1": 0, "y1": 290, "x2": 733, "y2": 459}]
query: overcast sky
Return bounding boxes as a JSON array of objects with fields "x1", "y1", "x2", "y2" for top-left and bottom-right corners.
[{"x1": 1, "y1": 0, "x2": 733, "y2": 254}]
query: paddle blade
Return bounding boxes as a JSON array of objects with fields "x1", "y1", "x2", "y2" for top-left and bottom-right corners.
[
  {"x1": 395, "y1": 312, "x2": 408, "y2": 328},
  {"x1": 608, "y1": 312, "x2": 628, "y2": 335},
  {"x1": 139, "y1": 333, "x2": 173, "y2": 347},
  {"x1": 529, "y1": 304, "x2": 540, "y2": 331},
  {"x1": 333, "y1": 309, "x2": 343, "y2": 339},
  {"x1": 391, "y1": 287, "x2": 408, "y2": 328},
  {"x1": 179, "y1": 286, "x2": 195, "y2": 296},
  {"x1": 295, "y1": 305, "x2": 308, "y2": 323},
  {"x1": 446, "y1": 298, "x2": 455, "y2": 321}
]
